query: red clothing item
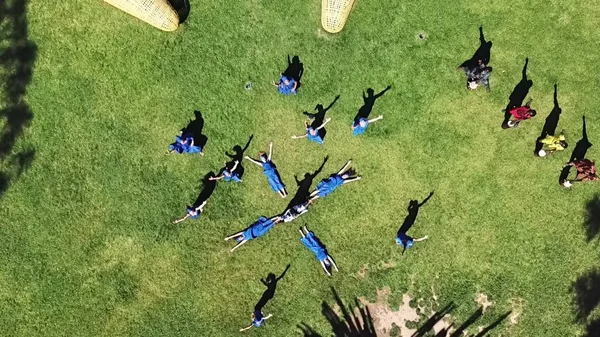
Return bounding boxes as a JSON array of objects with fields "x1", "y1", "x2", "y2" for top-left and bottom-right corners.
[{"x1": 509, "y1": 106, "x2": 533, "y2": 121}]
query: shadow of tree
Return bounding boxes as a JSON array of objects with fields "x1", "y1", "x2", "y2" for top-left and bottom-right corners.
[
  {"x1": 0, "y1": 0, "x2": 37, "y2": 199},
  {"x1": 584, "y1": 195, "x2": 600, "y2": 242}
]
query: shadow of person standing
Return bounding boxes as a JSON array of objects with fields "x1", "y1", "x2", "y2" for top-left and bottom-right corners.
[
  {"x1": 254, "y1": 264, "x2": 291, "y2": 313},
  {"x1": 398, "y1": 192, "x2": 434, "y2": 234},
  {"x1": 225, "y1": 134, "x2": 254, "y2": 179},
  {"x1": 502, "y1": 58, "x2": 533, "y2": 128},
  {"x1": 305, "y1": 96, "x2": 339, "y2": 141},
  {"x1": 353, "y1": 86, "x2": 391, "y2": 124},
  {"x1": 458, "y1": 26, "x2": 493, "y2": 69},
  {"x1": 181, "y1": 110, "x2": 208, "y2": 150},
  {"x1": 535, "y1": 84, "x2": 562, "y2": 154},
  {"x1": 283, "y1": 55, "x2": 304, "y2": 89},
  {"x1": 569, "y1": 115, "x2": 593, "y2": 163},
  {"x1": 286, "y1": 156, "x2": 328, "y2": 210}
]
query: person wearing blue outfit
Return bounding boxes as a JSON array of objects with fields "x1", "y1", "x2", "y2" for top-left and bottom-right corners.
[
  {"x1": 352, "y1": 115, "x2": 384, "y2": 136},
  {"x1": 167, "y1": 132, "x2": 205, "y2": 155},
  {"x1": 396, "y1": 232, "x2": 428, "y2": 254},
  {"x1": 299, "y1": 225, "x2": 339, "y2": 276},
  {"x1": 239, "y1": 310, "x2": 273, "y2": 332},
  {"x1": 272, "y1": 75, "x2": 297, "y2": 95},
  {"x1": 245, "y1": 141, "x2": 288, "y2": 198},
  {"x1": 171, "y1": 200, "x2": 207, "y2": 224},
  {"x1": 292, "y1": 118, "x2": 332, "y2": 145},
  {"x1": 224, "y1": 216, "x2": 282, "y2": 252},
  {"x1": 395, "y1": 192, "x2": 433, "y2": 254},
  {"x1": 309, "y1": 160, "x2": 361, "y2": 201},
  {"x1": 210, "y1": 160, "x2": 242, "y2": 183}
]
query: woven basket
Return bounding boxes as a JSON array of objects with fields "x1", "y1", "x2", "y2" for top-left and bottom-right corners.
[
  {"x1": 104, "y1": 0, "x2": 179, "y2": 32},
  {"x1": 321, "y1": 0, "x2": 355, "y2": 33}
]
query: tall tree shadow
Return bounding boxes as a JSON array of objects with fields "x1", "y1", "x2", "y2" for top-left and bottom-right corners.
[
  {"x1": 286, "y1": 156, "x2": 328, "y2": 210},
  {"x1": 584, "y1": 195, "x2": 600, "y2": 242},
  {"x1": 412, "y1": 302, "x2": 456, "y2": 337},
  {"x1": 354, "y1": 86, "x2": 391, "y2": 124},
  {"x1": 167, "y1": 0, "x2": 190, "y2": 23},
  {"x1": 298, "y1": 287, "x2": 377, "y2": 337},
  {"x1": 534, "y1": 84, "x2": 562, "y2": 154},
  {"x1": 569, "y1": 116, "x2": 593, "y2": 163},
  {"x1": 254, "y1": 264, "x2": 290, "y2": 313},
  {"x1": 0, "y1": 0, "x2": 37, "y2": 200},
  {"x1": 180, "y1": 110, "x2": 208, "y2": 149},
  {"x1": 458, "y1": 26, "x2": 493, "y2": 69},
  {"x1": 283, "y1": 55, "x2": 304, "y2": 89},
  {"x1": 224, "y1": 134, "x2": 253, "y2": 178},
  {"x1": 305, "y1": 96, "x2": 339, "y2": 141},
  {"x1": 448, "y1": 307, "x2": 483, "y2": 337},
  {"x1": 502, "y1": 58, "x2": 533, "y2": 127},
  {"x1": 398, "y1": 192, "x2": 434, "y2": 234},
  {"x1": 572, "y1": 267, "x2": 600, "y2": 337},
  {"x1": 471, "y1": 310, "x2": 512, "y2": 337}
]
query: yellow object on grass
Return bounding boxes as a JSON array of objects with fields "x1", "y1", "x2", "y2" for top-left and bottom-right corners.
[
  {"x1": 104, "y1": 0, "x2": 179, "y2": 32},
  {"x1": 321, "y1": 0, "x2": 356, "y2": 33}
]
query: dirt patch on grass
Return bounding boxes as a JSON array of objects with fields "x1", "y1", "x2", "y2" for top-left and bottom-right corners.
[
  {"x1": 475, "y1": 293, "x2": 493, "y2": 313},
  {"x1": 509, "y1": 297, "x2": 525, "y2": 325},
  {"x1": 356, "y1": 264, "x2": 369, "y2": 279},
  {"x1": 358, "y1": 287, "x2": 419, "y2": 337},
  {"x1": 355, "y1": 261, "x2": 397, "y2": 279}
]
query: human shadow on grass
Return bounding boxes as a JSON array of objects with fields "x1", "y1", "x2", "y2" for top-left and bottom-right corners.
[
  {"x1": 411, "y1": 302, "x2": 456, "y2": 337},
  {"x1": 353, "y1": 86, "x2": 391, "y2": 124},
  {"x1": 569, "y1": 115, "x2": 593, "y2": 163},
  {"x1": 458, "y1": 26, "x2": 493, "y2": 69},
  {"x1": 0, "y1": 0, "x2": 37, "y2": 200},
  {"x1": 584, "y1": 194, "x2": 600, "y2": 242},
  {"x1": 534, "y1": 84, "x2": 562, "y2": 154},
  {"x1": 572, "y1": 267, "x2": 600, "y2": 337},
  {"x1": 417, "y1": 305, "x2": 509, "y2": 337},
  {"x1": 254, "y1": 264, "x2": 291, "y2": 313},
  {"x1": 398, "y1": 191, "x2": 434, "y2": 235},
  {"x1": 305, "y1": 95, "x2": 339, "y2": 141},
  {"x1": 224, "y1": 134, "x2": 253, "y2": 179},
  {"x1": 283, "y1": 55, "x2": 304, "y2": 89},
  {"x1": 167, "y1": 0, "x2": 190, "y2": 23},
  {"x1": 180, "y1": 110, "x2": 208, "y2": 150},
  {"x1": 298, "y1": 287, "x2": 376, "y2": 337},
  {"x1": 286, "y1": 156, "x2": 328, "y2": 210},
  {"x1": 502, "y1": 58, "x2": 533, "y2": 128}
]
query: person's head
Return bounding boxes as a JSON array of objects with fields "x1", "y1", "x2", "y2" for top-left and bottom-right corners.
[
  {"x1": 292, "y1": 56, "x2": 300, "y2": 64},
  {"x1": 560, "y1": 141, "x2": 568, "y2": 149},
  {"x1": 529, "y1": 110, "x2": 537, "y2": 117},
  {"x1": 359, "y1": 119, "x2": 368, "y2": 127},
  {"x1": 366, "y1": 88, "x2": 374, "y2": 96},
  {"x1": 341, "y1": 168, "x2": 356, "y2": 179},
  {"x1": 259, "y1": 152, "x2": 268, "y2": 162},
  {"x1": 179, "y1": 137, "x2": 187, "y2": 144},
  {"x1": 283, "y1": 77, "x2": 290, "y2": 85},
  {"x1": 266, "y1": 273, "x2": 276, "y2": 282},
  {"x1": 304, "y1": 121, "x2": 310, "y2": 128},
  {"x1": 304, "y1": 172, "x2": 311, "y2": 180},
  {"x1": 315, "y1": 103, "x2": 324, "y2": 111},
  {"x1": 224, "y1": 169, "x2": 231, "y2": 177},
  {"x1": 409, "y1": 200, "x2": 418, "y2": 209},
  {"x1": 477, "y1": 59, "x2": 483, "y2": 66},
  {"x1": 309, "y1": 128, "x2": 317, "y2": 135}
]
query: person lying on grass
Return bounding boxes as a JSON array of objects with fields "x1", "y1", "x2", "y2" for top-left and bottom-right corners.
[
  {"x1": 245, "y1": 141, "x2": 287, "y2": 198},
  {"x1": 308, "y1": 160, "x2": 360, "y2": 201},
  {"x1": 167, "y1": 132, "x2": 204, "y2": 155},
  {"x1": 292, "y1": 118, "x2": 331, "y2": 145},
  {"x1": 282, "y1": 199, "x2": 313, "y2": 223},
  {"x1": 210, "y1": 160, "x2": 242, "y2": 183},
  {"x1": 299, "y1": 225, "x2": 339, "y2": 276},
  {"x1": 239, "y1": 310, "x2": 273, "y2": 332},
  {"x1": 352, "y1": 115, "x2": 383, "y2": 136},
  {"x1": 273, "y1": 74, "x2": 297, "y2": 95},
  {"x1": 503, "y1": 99, "x2": 536, "y2": 129},
  {"x1": 538, "y1": 131, "x2": 568, "y2": 157},
  {"x1": 225, "y1": 216, "x2": 282, "y2": 252},
  {"x1": 172, "y1": 200, "x2": 207, "y2": 224}
]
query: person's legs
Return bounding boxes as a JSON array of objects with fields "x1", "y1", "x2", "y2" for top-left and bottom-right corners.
[
  {"x1": 337, "y1": 160, "x2": 352, "y2": 175},
  {"x1": 230, "y1": 239, "x2": 247, "y2": 252},
  {"x1": 224, "y1": 232, "x2": 243, "y2": 241},
  {"x1": 342, "y1": 176, "x2": 361, "y2": 184}
]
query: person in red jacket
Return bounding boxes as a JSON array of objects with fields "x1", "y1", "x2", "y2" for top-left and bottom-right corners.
[{"x1": 504, "y1": 99, "x2": 536, "y2": 128}]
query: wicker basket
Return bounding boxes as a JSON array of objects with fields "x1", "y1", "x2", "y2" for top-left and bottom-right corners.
[
  {"x1": 321, "y1": 0, "x2": 355, "y2": 33},
  {"x1": 104, "y1": 0, "x2": 179, "y2": 32}
]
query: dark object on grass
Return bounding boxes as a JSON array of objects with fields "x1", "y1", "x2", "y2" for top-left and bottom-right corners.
[
  {"x1": 458, "y1": 26, "x2": 492, "y2": 69},
  {"x1": 167, "y1": 0, "x2": 190, "y2": 23}
]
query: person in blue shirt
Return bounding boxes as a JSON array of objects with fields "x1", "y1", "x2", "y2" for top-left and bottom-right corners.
[
  {"x1": 239, "y1": 310, "x2": 273, "y2": 332},
  {"x1": 299, "y1": 225, "x2": 339, "y2": 276},
  {"x1": 224, "y1": 216, "x2": 283, "y2": 252},
  {"x1": 172, "y1": 200, "x2": 207, "y2": 224},
  {"x1": 210, "y1": 160, "x2": 242, "y2": 183},
  {"x1": 352, "y1": 115, "x2": 384, "y2": 136},
  {"x1": 245, "y1": 141, "x2": 288, "y2": 198},
  {"x1": 309, "y1": 160, "x2": 361, "y2": 201},
  {"x1": 167, "y1": 132, "x2": 204, "y2": 155},
  {"x1": 395, "y1": 192, "x2": 433, "y2": 254},
  {"x1": 272, "y1": 75, "x2": 297, "y2": 95},
  {"x1": 396, "y1": 232, "x2": 428, "y2": 254},
  {"x1": 292, "y1": 118, "x2": 332, "y2": 144}
]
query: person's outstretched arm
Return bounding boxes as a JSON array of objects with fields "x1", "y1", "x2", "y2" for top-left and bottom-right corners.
[
  {"x1": 368, "y1": 115, "x2": 384, "y2": 123},
  {"x1": 342, "y1": 176, "x2": 361, "y2": 184},
  {"x1": 414, "y1": 235, "x2": 429, "y2": 242},
  {"x1": 209, "y1": 175, "x2": 224, "y2": 181},
  {"x1": 172, "y1": 214, "x2": 190, "y2": 224},
  {"x1": 320, "y1": 260, "x2": 332, "y2": 276},
  {"x1": 292, "y1": 134, "x2": 307, "y2": 139},
  {"x1": 264, "y1": 314, "x2": 273, "y2": 321},
  {"x1": 316, "y1": 118, "x2": 331, "y2": 130},
  {"x1": 268, "y1": 142, "x2": 273, "y2": 161},
  {"x1": 239, "y1": 324, "x2": 253, "y2": 332},
  {"x1": 231, "y1": 160, "x2": 239, "y2": 172},
  {"x1": 231, "y1": 239, "x2": 247, "y2": 252},
  {"x1": 292, "y1": 81, "x2": 297, "y2": 92},
  {"x1": 195, "y1": 200, "x2": 207, "y2": 211},
  {"x1": 245, "y1": 156, "x2": 263, "y2": 166}
]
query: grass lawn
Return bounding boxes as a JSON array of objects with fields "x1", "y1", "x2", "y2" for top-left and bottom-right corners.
[{"x1": 1, "y1": 0, "x2": 600, "y2": 336}]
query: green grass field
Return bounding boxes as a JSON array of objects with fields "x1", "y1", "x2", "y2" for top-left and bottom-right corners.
[{"x1": 2, "y1": 0, "x2": 600, "y2": 336}]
